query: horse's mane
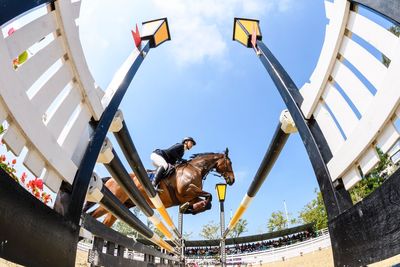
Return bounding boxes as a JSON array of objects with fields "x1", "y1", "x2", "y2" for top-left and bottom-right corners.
[{"x1": 189, "y1": 152, "x2": 220, "y2": 160}]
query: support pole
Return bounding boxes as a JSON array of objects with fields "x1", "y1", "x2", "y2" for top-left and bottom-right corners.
[
  {"x1": 220, "y1": 201, "x2": 226, "y2": 267},
  {"x1": 178, "y1": 211, "x2": 185, "y2": 265}
]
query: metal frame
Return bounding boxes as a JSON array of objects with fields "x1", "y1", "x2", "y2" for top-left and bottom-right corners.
[{"x1": 255, "y1": 41, "x2": 353, "y2": 219}]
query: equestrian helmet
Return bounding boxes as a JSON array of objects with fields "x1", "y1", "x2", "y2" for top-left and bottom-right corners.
[{"x1": 182, "y1": 137, "x2": 196, "y2": 145}]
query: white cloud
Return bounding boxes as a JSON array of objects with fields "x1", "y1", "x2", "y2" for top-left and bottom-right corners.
[
  {"x1": 79, "y1": 0, "x2": 295, "y2": 68},
  {"x1": 150, "y1": 0, "x2": 294, "y2": 66}
]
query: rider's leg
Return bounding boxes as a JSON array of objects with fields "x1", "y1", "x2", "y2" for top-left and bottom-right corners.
[
  {"x1": 153, "y1": 165, "x2": 166, "y2": 188},
  {"x1": 150, "y1": 153, "x2": 168, "y2": 189}
]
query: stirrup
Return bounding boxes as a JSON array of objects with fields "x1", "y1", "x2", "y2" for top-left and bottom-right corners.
[{"x1": 179, "y1": 202, "x2": 190, "y2": 213}]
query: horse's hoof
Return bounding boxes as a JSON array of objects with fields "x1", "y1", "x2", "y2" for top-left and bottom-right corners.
[{"x1": 179, "y1": 202, "x2": 190, "y2": 213}]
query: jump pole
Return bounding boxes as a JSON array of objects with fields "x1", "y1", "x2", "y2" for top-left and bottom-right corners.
[
  {"x1": 223, "y1": 122, "x2": 292, "y2": 238},
  {"x1": 114, "y1": 121, "x2": 182, "y2": 239},
  {"x1": 98, "y1": 142, "x2": 181, "y2": 247},
  {"x1": 87, "y1": 177, "x2": 175, "y2": 253}
]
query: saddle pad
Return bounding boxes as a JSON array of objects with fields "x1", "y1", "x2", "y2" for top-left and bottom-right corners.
[{"x1": 148, "y1": 172, "x2": 155, "y2": 181}]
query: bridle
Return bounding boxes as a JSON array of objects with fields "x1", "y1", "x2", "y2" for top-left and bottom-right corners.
[{"x1": 212, "y1": 154, "x2": 232, "y2": 182}]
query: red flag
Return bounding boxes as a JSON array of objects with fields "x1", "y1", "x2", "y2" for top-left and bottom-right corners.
[
  {"x1": 251, "y1": 24, "x2": 257, "y2": 49},
  {"x1": 251, "y1": 24, "x2": 260, "y2": 54},
  {"x1": 131, "y1": 24, "x2": 141, "y2": 48}
]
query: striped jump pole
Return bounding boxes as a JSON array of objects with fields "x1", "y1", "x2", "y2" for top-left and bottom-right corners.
[
  {"x1": 98, "y1": 142, "x2": 181, "y2": 247},
  {"x1": 113, "y1": 120, "x2": 182, "y2": 239},
  {"x1": 87, "y1": 177, "x2": 175, "y2": 253},
  {"x1": 224, "y1": 122, "x2": 293, "y2": 238}
]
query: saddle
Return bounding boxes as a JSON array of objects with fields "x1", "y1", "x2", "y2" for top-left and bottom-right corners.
[
  {"x1": 147, "y1": 164, "x2": 176, "y2": 181},
  {"x1": 147, "y1": 164, "x2": 180, "y2": 204}
]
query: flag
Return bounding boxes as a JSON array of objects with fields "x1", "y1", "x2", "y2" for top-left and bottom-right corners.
[
  {"x1": 251, "y1": 24, "x2": 260, "y2": 55},
  {"x1": 131, "y1": 24, "x2": 141, "y2": 48},
  {"x1": 251, "y1": 24, "x2": 257, "y2": 49}
]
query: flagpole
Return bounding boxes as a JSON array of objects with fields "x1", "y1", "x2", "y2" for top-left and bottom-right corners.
[{"x1": 284, "y1": 200, "x2": 289, "y2": 228}]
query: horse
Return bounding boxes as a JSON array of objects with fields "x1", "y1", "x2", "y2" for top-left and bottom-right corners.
[{"x1": 85, "y1": 148, "x2": 235, "y2": 227}]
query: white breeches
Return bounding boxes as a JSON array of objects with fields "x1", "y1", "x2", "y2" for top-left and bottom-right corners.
[{"x1": 150, "y1": 153, "x2": 168, "y2": 169}]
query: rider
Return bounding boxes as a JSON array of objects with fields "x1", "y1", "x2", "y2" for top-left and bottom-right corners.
[{"x1": 150, "y1": 137, "x2": 196, "y2": 190}]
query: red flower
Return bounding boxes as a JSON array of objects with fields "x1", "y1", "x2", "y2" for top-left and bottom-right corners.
[
  {"x1": 20, "y1": 172, "x2": 27, "y2": 183},
  {"x1": 12, "y1": 159, "x2": 16, "y2": 165},
  {"x1": 34, "y1": 191, "x2": 40, "y2": 198},
  {"x1": 27, "y1": 180, "x2": 34, "y2": 189},
  {"x1": 1, "y1": 155, "x2": 6, "y2": 162},
  {"x1": 42, "y1": 193, "x2": 52, "y2": 204},
  {"x1": 34, "y1": 178, "x2": 43, "y2": 190}
]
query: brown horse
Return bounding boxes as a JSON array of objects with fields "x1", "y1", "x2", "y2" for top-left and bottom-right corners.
[{"x1": 86, "y1": 149, "x2": 235, "y2": 227}]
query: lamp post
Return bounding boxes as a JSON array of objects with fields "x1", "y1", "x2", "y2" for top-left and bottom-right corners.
[{"x1": 216, "y1": 183, "x2": 227, "y2": 267}]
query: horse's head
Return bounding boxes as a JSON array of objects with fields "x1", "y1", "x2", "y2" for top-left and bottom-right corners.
[{"x1": 215, "y1": 148, "x2": 235, "y2": 185}]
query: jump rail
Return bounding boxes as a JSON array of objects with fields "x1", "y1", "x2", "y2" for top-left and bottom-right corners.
[
  {"x1": 230, "y1": 0, "x2": 400, "y2": 266},
  {"x1": 0, "y1": 1, "x2": 181, "y2": 266}
]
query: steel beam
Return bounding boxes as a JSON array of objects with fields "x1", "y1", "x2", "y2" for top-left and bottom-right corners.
[{"x1": 256, "y1": 40, "x2": 353, "y2": 219}]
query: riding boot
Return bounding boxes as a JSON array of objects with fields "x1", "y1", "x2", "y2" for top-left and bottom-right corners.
[{"x1": 152, "y1": 166, "x2": 165, "y2": 190}]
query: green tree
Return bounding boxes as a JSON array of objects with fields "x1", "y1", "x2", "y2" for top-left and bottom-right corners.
[
  {"x1": 228, "y1": 218, "x2": 248, "y2": 238},
  {"x1": 349, "y1": 148, "x2": 396, "y2": 203},
  {"x1": 298, "y1": 148, "x2": 398, "y2": 229},
  {"x1": 298, "y1": 190, "x2": 328, "y2": 230},
  {"x1": 113, "y1": 220, "x2": 138, "y2": 237},
  {"x1": 199, "y1": 221, "x2": 220, "y2": 240},
  {"x1": 382, "y1": 26, "x2": 400, "y2": 67},
  {"x1": 267, "y1": 211, "x2": 287, "y2": 232},
  {"x1": 112, "y1": 207, "x2": 142, "y2": 237}
]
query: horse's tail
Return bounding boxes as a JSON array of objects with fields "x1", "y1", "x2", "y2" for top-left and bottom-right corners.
[{"x1": 82, "y1": 176, "x2": 111, "y2": 213}]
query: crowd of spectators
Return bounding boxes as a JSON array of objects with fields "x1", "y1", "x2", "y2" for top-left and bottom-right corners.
[{"x1": 185, "y1": 230, "x2": 318, "y2": 257}]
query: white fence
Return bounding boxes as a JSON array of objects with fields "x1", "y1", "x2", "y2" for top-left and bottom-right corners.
[
  {"x1": 300, "y1": 0, "x2": 400, "y2": 190},
  {"x1": 0, "y1": 0, "x2": 104, "y2": 193}
]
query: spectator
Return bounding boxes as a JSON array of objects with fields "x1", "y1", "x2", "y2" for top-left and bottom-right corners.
[{"x1": 185, "y1": 230, "x2": 318, "y2": 257}]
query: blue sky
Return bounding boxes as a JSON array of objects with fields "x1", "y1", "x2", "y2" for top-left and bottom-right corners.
[{"x1": 78, "y1": 0, "x2": 328, "y2": 239}]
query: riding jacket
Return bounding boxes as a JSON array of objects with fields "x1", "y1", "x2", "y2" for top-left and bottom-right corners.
[{"x1": 153, "y1": 143, "x2": 185, "y2": 164}]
